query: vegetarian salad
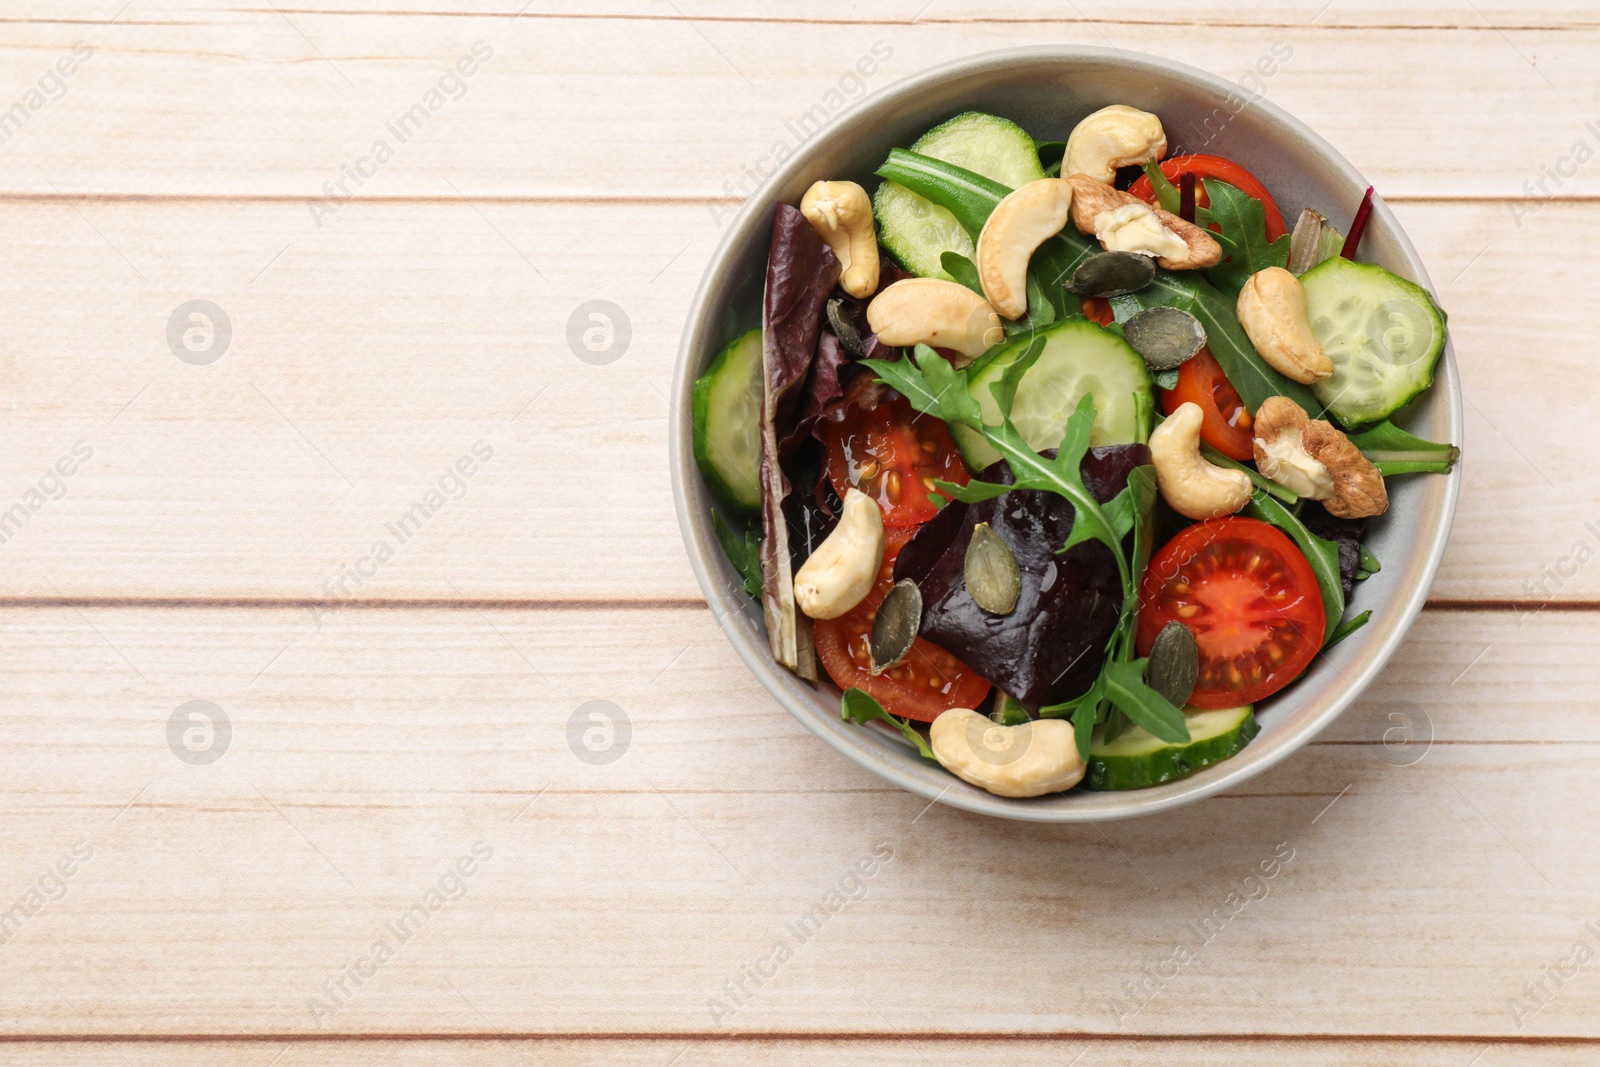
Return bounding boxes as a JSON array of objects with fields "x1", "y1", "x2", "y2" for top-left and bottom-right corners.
[{"x1": 693, "y1": 104, "x2": 1458, "y2": 798}]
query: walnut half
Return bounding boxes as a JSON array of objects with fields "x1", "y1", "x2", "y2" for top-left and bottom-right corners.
[
  {"x1": 1065, "y1": 174, "x2": 1222, "y2": 271},
  {"x1": 1252, "y1": 397, "x2": 1388, "y2": 519}
]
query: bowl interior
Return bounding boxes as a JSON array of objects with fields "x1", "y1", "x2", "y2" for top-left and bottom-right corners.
[{"x1": 671, "y1": 47, "x2": 1461, "y2": 822}]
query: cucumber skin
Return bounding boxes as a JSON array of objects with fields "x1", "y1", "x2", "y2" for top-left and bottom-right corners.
[
  {"x1": 949, "y1": 319, "x2": 1152, "y2": 469},
  {"x1": 1086, "y1": 708, "x2": 1260, "y2": 791},
  {"x1": 874, "y1": 113, "x2": 1045, "y2": 278},
  {"x1": 692, "y1": 329, "x2": 762, "y2": 513},
  {"x1": 1303, "y1": 258, "x2": 1448, "y2": 429}
]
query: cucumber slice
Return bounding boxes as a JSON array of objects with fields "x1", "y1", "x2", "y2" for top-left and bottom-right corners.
[
  {"x1": 1302, "y1": 257, "x2": 1447, "y2": 428},
  {"x1": 691, "y1": 329, "x2": 762, "y2": 512},
  {"x1": 874, "y1": 112, "x2": 1046, "y2": 278},
  {"x1": 950, "y1": 320, "x2": 1153, "y2": 471},
  {"x1": 1087, "y1": 705, "x2": 1258, "y2": 791}
]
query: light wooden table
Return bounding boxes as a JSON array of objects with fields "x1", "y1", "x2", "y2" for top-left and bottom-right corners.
[{"x1": 0, "y1": 2, "x2": 1594, "y2": 1063}]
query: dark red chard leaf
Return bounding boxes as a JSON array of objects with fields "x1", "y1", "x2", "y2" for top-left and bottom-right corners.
[
  {"x1": 759, "y1": 203, "x2": 840, "y2": 678},
  {"x1": 779, "y1": 329, "x2": 851, "y2": 456},
  {"x1": 893, "y1": 444, "x2": 1151, "y2": 709},
  {"x1": 1340, "y1": 185, "x2": 1375, "y2": 260}
]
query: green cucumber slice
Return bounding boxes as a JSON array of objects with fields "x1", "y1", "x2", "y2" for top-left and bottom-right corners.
[
  {"x1": 1301, "y1": 257, "x2": 1447, "y2": 428},
  {"x1": 691, "y1": 328, "x2": 762, "y2": 511},
  {"x1": 874, "y1": 112, "x2": 1046, "y2": 278},
  {"x1": 1087, "y1": 704, "x2": 1258, "y2": 791},
  {"x1": 950, "y1": 320, "x2": 1153, "y2": 471}
]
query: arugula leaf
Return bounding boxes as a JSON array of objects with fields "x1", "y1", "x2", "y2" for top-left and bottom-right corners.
[
  {"x1": 711, "y1": 510, "x2": 762, "y2": 597},
  {"x1": 863, "y1": 349, "x2": 1129, "y2": 591},
  {"x1": 1073, "y1": 696, "x2": 1099, "y2": 760},
  {"x1": 840, "y1": 687, "x2": 936, "y2": 760},
  {"x1": 1323, "y1": 610, "x2": 1372, "y2": 651},
  {"x1": 1202, "y1": 178, "x2": 1291, "y2": 297},
  {"x1": 1102, "y1": 658, "x2": 1190, "y2": 743},
  {"x1": 940, "y1": 251, "x2": 984, "y2": 296},
  {"x1": 934, "y1": 478, "x2": 1013, "y2": 504},
  {"x1": 1348, "y1": 420, "x2": 1460, "y2": 476},
  {"x1": 1358, "y1": 544, "x2": 1382, "y2": 575},
  {"x1": 1142, "y1": 160, "x2": 1182, "y2": 214},
  {"x1": 990, "y1": 334, "x2": 1048, "y2": 419},
  {"x1": 1201, "y1": 439, "x2": 1298, "y2": 504},
  {"x1": 1243, "y1": 490, "x2": 1345, "y2": 640}
]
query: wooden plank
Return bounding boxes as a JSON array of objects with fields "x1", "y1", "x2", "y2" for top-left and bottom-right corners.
[
  {"x1": 0, "y1": 12, "x2": 1590, "y2": 198},
  {"x1": 0, "y1": 1036, "x2": 1592, "y2": 1066},
  {"x1": 0, "y1": 195, "x2": 1576, "y2": 603},
  {"x1": 0, "y1": 604, "x2": 1592, "y2": 1035}
]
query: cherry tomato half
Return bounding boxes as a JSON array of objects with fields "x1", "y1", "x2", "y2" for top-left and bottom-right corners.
[
  {"x1": 1162, "y1": 347, "x2": 1255, "y2": 461},
  {"x1": 821, "y1": 392, "x2": 970, "y2": 527},
  {"x1": 814, "y1": 528, "x2": 991, "y2": 722},
  {"x1": 1137, "y1": 518, "x2": 1325, "y2": 709},
  {"x1": 1082, "y1": 297, "x2": 1115, "y2": 326},
  {"x1": 1128, "y1": 154, "x2": 1289, "y2": 241}
]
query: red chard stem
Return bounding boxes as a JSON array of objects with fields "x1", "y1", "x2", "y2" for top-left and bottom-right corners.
[
  {"x1": 1179, "y1": 171, "x2": 1196, "y2": 223},
  {"x1": 1341, "y1": 185, "x2": 1375, "y2": 260}
]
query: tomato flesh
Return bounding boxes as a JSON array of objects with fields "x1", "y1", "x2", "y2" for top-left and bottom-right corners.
[
  {"x1": 1128, "y1": 154, "x2": 1288, "y2": 241},
  {"x1": 1162, "y1": 347, "x2": 1254, "y2": 461},
  {"x1": 821, "y1": 393, "x2": 970, "y2": 528},
  {"x1": 814, "y1": 528, "x2": 991, "y2": 722},
  {"x1": 1137, "y1": 518, "x2": 1325, "y2": 708}
]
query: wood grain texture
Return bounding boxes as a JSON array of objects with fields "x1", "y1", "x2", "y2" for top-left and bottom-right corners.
[
  {"x1": 0, "y1": 604, "x2": 1592, "y2": 1037},
  {"x1": 0, "y1": 1, "x2": 1586, "y2": 1054},
  {"x1": 0, "y1": 1037, "x2": 1594, "y2": 1066},
  {"x1": 0, "y1": 9, "x2": 1586, "y2": 198}
]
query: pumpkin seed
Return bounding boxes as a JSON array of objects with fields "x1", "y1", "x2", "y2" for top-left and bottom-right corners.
[
  {"x1": 1123, "y1": 305, "x2": 1206, "y2": 371},
  {"x1": 1066, "y1": 250, "x2": 1157, "y2": 298},
  {"x1": 826, "y1": 298, "x2": 865, "y2": 358},
  {"x1": 1145, "y1": 621, "x2": 1199, "y2": 709},
  {"x1": 870, "y1": 579, "x2": 922, "y2": 674},
  {"x1": 964, "y1": 522, "x2": 1021, "y2": 615}
]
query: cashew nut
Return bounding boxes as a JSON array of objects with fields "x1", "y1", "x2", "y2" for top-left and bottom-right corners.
[
  {"x1": 866, "y1": 278, "x2": 1005, "y2": 366},
  {"x1": 1150, "y1": 402, "x2": 1253, "y2": 520},
  {"x1": 793, "y1": 488, "x2": 884, "y2": 620},
  {"x1": 1066, "y1": 175, "x2": 1221, "y2": 271},
  {"x1": 929, "y1": 707, "x2": 1086, "y2": 797},
  {"x1": 1236, "y1": 267, "x2": 1333, "y2": 384},
  {"x1": 800, "y1": 180, "x2": 880, "y2": 299},
  {"x1": 976, "y1": 178, "x2": 1074, "y2": 319},
  {"x1": 1252, "y1": 396, "x2": 1387, "y2": 518},
  {"x1": 1063, "y1": 104, "x2": 1168, "y2": 185}
]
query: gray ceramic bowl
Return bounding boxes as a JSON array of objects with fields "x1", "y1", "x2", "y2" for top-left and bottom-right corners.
[{"x1": 670, "y1": 46, "x2": 1461, "y2": 821}]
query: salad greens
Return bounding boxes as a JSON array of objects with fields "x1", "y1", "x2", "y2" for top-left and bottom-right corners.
[{"x1": 691, "y1": 101, "x2": 1461, "y2": 800}]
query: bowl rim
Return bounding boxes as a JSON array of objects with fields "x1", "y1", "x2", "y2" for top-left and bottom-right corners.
[{"x1": 669, "y1": 45, "x2": 1463, "y2": 822}]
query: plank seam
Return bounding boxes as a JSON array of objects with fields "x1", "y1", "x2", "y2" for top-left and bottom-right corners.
[{"x1": 1, "y1": 1031, "x2": 1594, "y2": 1044}]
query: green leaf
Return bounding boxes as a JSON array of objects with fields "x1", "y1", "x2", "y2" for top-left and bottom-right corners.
[
  {"x1": 1073, "y1": 698, "x2": 1098, "y2": 760},
  {"x1": 1243, "y1": 490, "x2": 1345, "y2": 640},
  {"x1": 840, "y1": 687, "x2": 936, "y2": 761},
  {"x1": 1102, "y1": 658, "x2": 1190, "y2": 743},
  {"x1": 1358, "y1": 544, "x2": 1382, "y2": 575},
  {"x1": 711, "y1": 510, "x2": 762, "y2": 597},
  {"x1": 1036, "y1": 140, "x2": 1066, "y2": 177},
  {"x1": 1323, "y1": 610, "x2": 1372, "y2": 651},
  {"x1": 862, "y1": 349, "x2": 982, "y2": 429},
  {"x1": 940, "y1": 251, "x2": 984, "y2": 296},
  {"x1": 1202, "y1": 178, "x2": 1292, "y2": 297},
  {"x1": 1142, "y1": 160, "x2": 1181, "y2": 214},
  {"x1": 914, "y1": 344, "x2": 985, "y2": 426},
  {"x1": 876, "y1": 148, "x2": 1009, "y2": 237},
  {"x1": 871, "y1": 346, "x2": 1130, "y2": 595},
  {"x1": 1201, "y1": 439, "x2": 1298, "y2": 504},
  {"x1": 1348, "y1": 420, "x2": 1460, "y2": 476},
  {"x1": 935, "y1": 478, "x2": 1012, "y2": 503},
  {"x1": 1152, "y1": 367, "x2": 1180, "y2": 390},
  {"x1": 990, "y1": 334, "x2": 1047, "y2": 418},
  {"x1": 1123, "y1": 267, "x2": 1320, "y2": 415}
]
